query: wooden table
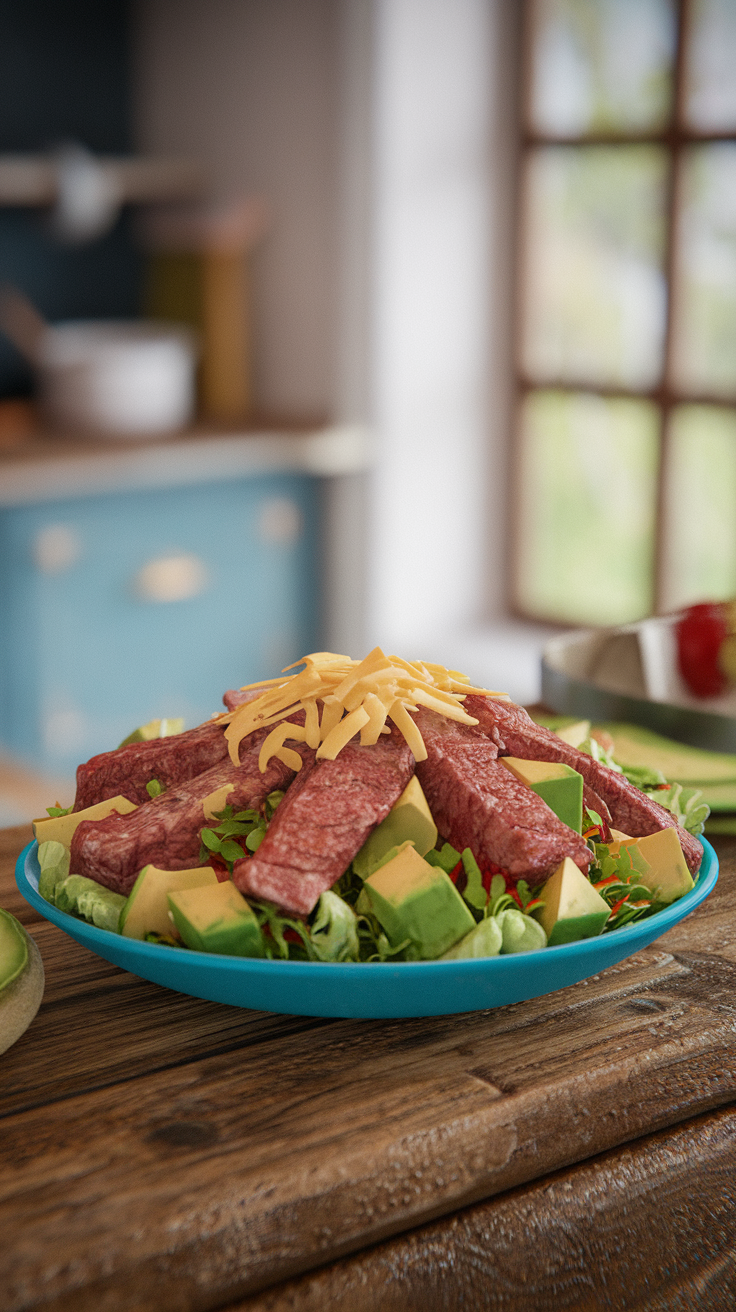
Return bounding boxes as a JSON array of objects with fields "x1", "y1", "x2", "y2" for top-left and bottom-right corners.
[{"x1": 2, "y1": 823, "x2": 736, "y2": 1312}]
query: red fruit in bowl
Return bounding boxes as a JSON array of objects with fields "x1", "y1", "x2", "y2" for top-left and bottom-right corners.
[{"x1": 676, "y1": 602, "x2": 729, "y2": 697}]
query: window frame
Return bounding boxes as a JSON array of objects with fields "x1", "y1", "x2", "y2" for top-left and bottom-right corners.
[{"x1": 511, "y1": 0, "x2": 736, "y2": 624}]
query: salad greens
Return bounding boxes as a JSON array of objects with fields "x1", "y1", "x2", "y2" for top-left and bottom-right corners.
[
  {"x1": 36, "y1": 806, "x2": 693, "y2": 961},
  {"x1": 540, "y1": 718, "x2": 710, "y2": 838},
  {"x1": 653, "y1": 782, "x2": 709, "y2": 838},
  {"x1": 199, "y1": 791, "x2": 285, "y2": 869},
  {"x1": 37, "y1": 729, "x2": 702, "y2": 961},
  {"x1": 585, "y1": 737, "x2": 709, "y2": 839}
]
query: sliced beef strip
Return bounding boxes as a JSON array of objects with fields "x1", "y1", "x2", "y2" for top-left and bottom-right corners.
[
  {"x1": 582, "y1": 783, "x2": 612, "y2": 826},
  {"x1": 464, "y1": 695, "x2": 703, "y2": 873},
  {"x1": 223, "y1": 688, "x2": 263, "y2": 711},
  {"x1": 412, "y1": 709, "x2": 591, "y2": 885},
  {"x1": 70, "y1": 732, "x2": 311, "y2": 896},
  {"x1": 233, "y1": 729, "x2": 415, "y2": 917},
  {"x1": 73, "y1": 719, "x2": 230, "y2": 811}
]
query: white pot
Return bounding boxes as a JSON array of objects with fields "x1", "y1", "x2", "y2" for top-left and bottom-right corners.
[{"x1": 38, "y1": 321, "x2": 197, "y2": 437}]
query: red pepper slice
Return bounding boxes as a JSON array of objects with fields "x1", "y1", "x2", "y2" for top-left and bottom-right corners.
[{"x1": 608, "y1": 894, "x2": 629, "y2": 917}]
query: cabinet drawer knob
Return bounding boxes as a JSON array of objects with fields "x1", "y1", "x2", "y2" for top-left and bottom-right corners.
[{"x1": 132, "y1": 553, "x2": 209, "y2": 603}]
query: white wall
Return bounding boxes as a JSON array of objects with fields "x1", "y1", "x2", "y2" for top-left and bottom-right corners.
[
  {"x1": 352, "y1": 0, "x2": 521, "y2": 657},
  {"x1": 133, "y1": 1, "x2": 545, "y2": 695},
  {"x1": 339, "y1": 0, "x2": 552, "y2": 698},
  {"x1": 366, "y1": 0, "x2": 494, "y2": 654}
]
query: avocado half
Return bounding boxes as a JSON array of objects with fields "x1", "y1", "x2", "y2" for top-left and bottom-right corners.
[{"x1": 0, "y1": 908, "x2": 44, "y2": 1055}]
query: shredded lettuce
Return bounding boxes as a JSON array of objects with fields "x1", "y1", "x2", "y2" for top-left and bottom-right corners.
[
  {"x1": 578, "y1": 735, "x2": 623, "y2": 773},
  {"x1": 579, "y1": 735, "x2": 667, "y2": 790},
  {"x1": 623, "y1": 763, "x2": 668, "y2": 789},
  {"x1": 37, "y1": 839, "x2": 70, "y2": 903},
  {"x1": 442, "y1": 916, "x2": 502, "y2": 959},
  {"x1": 647, "y1": 782, "x2": 709, "y2": 837},
  {"x1": 53, "y1": 874, "x2": 126, "y2": 933},
  {"x1": 495, "y1": 907, "x2": 547, "y2": 953},
  {"x1": 460, "y1": 848, "x2": 486, "y2": 912},
  {"x1": 590, "y1": 842, "x2": 657, "y2": 931},
  {"x1": 310, "y1": 891, "x2": 360, "y2": 962},
  {"x1": 355, "y1": 912, "x2": 411, "y2": 962},
  {"x1": 249, "y1": 898, "x2": 316, "y2": 961},
  {"x1": 578, "y1": 729, "x2": 709, "y2": 835}
]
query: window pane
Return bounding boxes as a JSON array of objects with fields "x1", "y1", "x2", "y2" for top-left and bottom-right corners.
[
  {"x1": 522, "y1": 146, "x2": 668, "y2": 389},
  {"x1": 516, "y1": 390, "x2": 659, "y2": 625},
  {"x1": 684, "y1": 0, "x2": 736, "y2": 131},
  {"x1": 529, "y1": 0, "x2": 675, "y2": 136},
  {"x1": 671, "y1": 144, "x2": 736, "y2": 397},
  {"x1": 662, "y1": 404, "x2": 736, "y2": 610}
]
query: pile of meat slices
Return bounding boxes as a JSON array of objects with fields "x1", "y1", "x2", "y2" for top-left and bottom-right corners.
[{"x1": 69, "y1": 691, "x2": 702, "y2": 920}]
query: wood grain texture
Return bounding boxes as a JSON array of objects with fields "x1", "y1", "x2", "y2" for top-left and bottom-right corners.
[
  {"x1": 1, "y1": 832, "x2": 735, "y2": 1312},
  {"x1": 229, "y1": 1105, "x2": 736, "y2": 1312}
]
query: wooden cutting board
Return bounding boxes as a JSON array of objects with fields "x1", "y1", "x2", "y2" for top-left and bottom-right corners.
[{"x1": 2, "y1": 824, "x2": 736, "y2": 1312}]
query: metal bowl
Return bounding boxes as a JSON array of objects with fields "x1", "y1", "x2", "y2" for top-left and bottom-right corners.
[{"x1": 542, "y1": 618, "x2": 736, "y2": 753}]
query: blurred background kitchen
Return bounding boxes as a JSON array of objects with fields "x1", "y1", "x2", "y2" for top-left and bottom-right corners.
[{"x1": 1, "y1": 0, "x2": 735, "y2": 820}]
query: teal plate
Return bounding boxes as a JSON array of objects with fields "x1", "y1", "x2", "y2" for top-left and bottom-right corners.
[{"x1": 16, "y1": 839, "x2": 718, "y2": 1019}]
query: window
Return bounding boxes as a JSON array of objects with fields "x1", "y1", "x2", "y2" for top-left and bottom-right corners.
[{"x1": 513, "y1": 0, "x2": 736, "y2": 626}]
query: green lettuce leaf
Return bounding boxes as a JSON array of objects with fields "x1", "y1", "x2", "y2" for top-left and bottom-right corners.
[
  {"x1": 649, "y1": 782, "x2": 710, "y2": 837},
  {"x1": 310, "y1": 891, "x2": 360, "y2": 961},
  {"x1": 461, "y1": 848, "x2": 486, "y2": 912},
  {"x1": 37, "y1": 840, "x2": 70, "y2": 903},
  {"x1": 495, "y1": 907, "x2": 547, "y2": 953}
]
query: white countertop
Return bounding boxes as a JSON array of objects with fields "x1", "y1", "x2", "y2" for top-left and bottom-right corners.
[{"x1": 0, "y1": 422, "x2": 372, "y2": 506}]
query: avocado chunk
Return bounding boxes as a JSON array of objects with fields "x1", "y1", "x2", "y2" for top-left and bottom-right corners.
[
  {"x1": 441, "y1": 915, "x2": 503, "y2": 960},
  {"x1": 120, "y1": 864, "x2": 219, "y2": 940},
  {"x1": 353, "y1": 776, "x2": 438, "y2": 878},
  {"x1": 613, "y1": 828, "x2": 694, "y2": 905},
  {"x1": 534, "y1": 857, "x2": 610, "y2": 945},
  {"x1": 554, "y1": 720, "x2": 591, "y2": 748},
  {"x1": 118, "y1": 717, "x2": 185, "y2": 748},
  {"x1": 607, "y1": 828, "x2": 634, "y2": 848},
  {"x1": 168, "y1": 881, "x2": 264, "y2": 956},
  {"x1": 597, "y1": 721, "x2": 736, "y2": 786},
  {"x1": 500, "y1": 758, "x2": 583, "y2": 834},
  {"x1": 425, "y1": 842, "x2": 462, "y2": 875},
  {"x1": 0, "y1": 908, "x2": 28, "y2": 993},
  {"x1": 37, "y1": 840, "x2": 71, "y2": 903},
  {"x1": 54, "y1": 875, "x2": 127, "y2": 933},
  {"x1": 33, "y1": 795, "x2": 137, "y2": 849},
  {"x1": 0, "y1": 909, "x2": 44, "y2": 1055},
  {"x1": 356, "y1": 843, "x2": 475, "y2": 960}
]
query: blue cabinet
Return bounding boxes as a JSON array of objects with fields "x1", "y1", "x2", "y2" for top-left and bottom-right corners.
[{"x1": 0, "y1": 472, "x2": 321, "y2": 773}]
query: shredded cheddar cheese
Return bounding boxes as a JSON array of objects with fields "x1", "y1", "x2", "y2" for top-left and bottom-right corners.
[{"x1": 219, "y1": 648, "x2": 509, "y2": 774}]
